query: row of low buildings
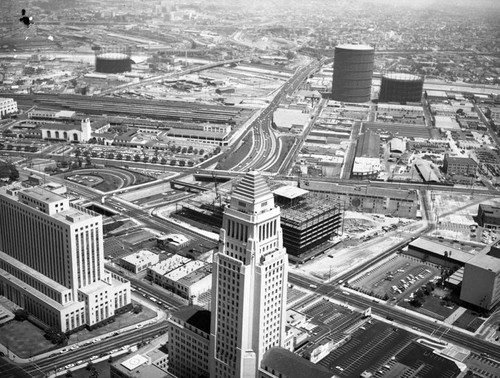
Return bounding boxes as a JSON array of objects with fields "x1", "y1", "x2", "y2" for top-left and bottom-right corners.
[
  {"x1": 119, "y1": 249, "x2": 212, "y2": 302},
  {"x1": 3, "y1": 102, "x2": 235, "y2": 146}
]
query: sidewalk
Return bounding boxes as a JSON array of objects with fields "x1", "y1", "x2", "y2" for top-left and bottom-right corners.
[{"x1": 444, "y1": 306, "x2": 467, "y2": 325}]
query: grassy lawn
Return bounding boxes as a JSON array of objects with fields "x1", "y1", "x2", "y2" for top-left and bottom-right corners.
[
  {"x1": 0, "y1": 320, "x2": 57, "y2": 358},
  {"x1": 398, "y1": 294, "x2": 456, "y2": 320},
  {"x1": 453, "y1": 310, "x2": 485, "y2": 332},
  {"x1": 94, "y1": 173, "x2": 123, "y2": 192},
  {"x1": 0, "y1": 304, "x2": 157, "y2": 358}
]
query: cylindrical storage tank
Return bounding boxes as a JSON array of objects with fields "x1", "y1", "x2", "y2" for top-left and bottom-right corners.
[
  {"x1": 95, "y1": 46, "x2": 132, "y2": 74},
  {"x1": 332, "y1": 44, "x2": 374, "y2": 103},
  {"x1": 379, "y1": 73, "x2": 424, "y2": 103}
]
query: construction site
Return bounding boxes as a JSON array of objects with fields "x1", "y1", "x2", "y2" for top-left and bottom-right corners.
[{"x1": 171, "y1": 181, "x2": 344, "y2": 261}]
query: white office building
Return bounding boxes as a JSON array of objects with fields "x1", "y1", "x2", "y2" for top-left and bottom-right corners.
[
  {"x1": 209, "y1": 171, "x2": 288, "y2": 378},
  {"x1": 0, "y1": 98, "x2": 17, "y2": 118},
  {"x1": 0, "y1": 185, "x2": 130, "y2": 332}
]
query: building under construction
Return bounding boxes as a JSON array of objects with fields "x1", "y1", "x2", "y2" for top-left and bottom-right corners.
[
  {"x1": 174, "y1": 184, "x2": 343, "y2": 260},
  {"x1": 273, "y1": 186, "x2": 343, "y2": 259}
]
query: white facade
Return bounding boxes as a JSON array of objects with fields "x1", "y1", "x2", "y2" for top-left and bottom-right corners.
[
  {"x1": 209, "y1": 171, "x2": 288, "y2": 378},
  {"x1": 0, "y1": 98, "x2": 17, "y2": 118},
  {"x1": 120, "y1": 249, "x2": 159, "y2": 274},
  {"x1": 40, "y1": 118, "x2": 92, "y2": 142},
  {"x1": 0, "y1": 185, "x2": 130, "y2": 332}
]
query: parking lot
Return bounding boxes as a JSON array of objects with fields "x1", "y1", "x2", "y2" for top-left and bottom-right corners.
[
  {"x1": 349, "y1": 255, "x2": 441, "y2": 301},
  {"x1": 318, "y1": 321, "x2": 414, "y2": 377}
]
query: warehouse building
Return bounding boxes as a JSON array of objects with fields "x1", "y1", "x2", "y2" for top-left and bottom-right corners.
[
  {"x1": 302, "y1": 181, "x2": 419, "y2": 218},
  {"x1": 443, "y1": 154, "x2": 477, "y2": 176},
  {"x1": 477, "y1": 204, "x2": 500, "y2": 230},
  {"x1": 120, "y1": 249, "x2": 159, "y2": 274}
]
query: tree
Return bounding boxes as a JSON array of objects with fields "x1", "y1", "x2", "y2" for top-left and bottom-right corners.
[
  {"x1": 89, "y1": 367, "x2": 99, "y2": 378},
  {"x1": 66, "y1": 370, "x2": 73, "y2": 377},
  {"x1": 176, "y1": 146, "x2": 182, "y2": 153},
  {"x1": 133, "y1": 304, "x2": 143, "y2": 314},
  {"x1": 91, "y1": 151, "x2": 98, "y2": 158},
  {"x1": 214, "y1": 146, "x2": 221, "y2": 154},
  {"x1": 86, "y1": 362, "x2": 94, "y2": 371},
  {"x1": 193, "y1": 148, "x2": 198, "y2": 155},
  {"x1": 143, "y1": 156, "x2": 149, "y2": 163},
  {"x1": 116, "y1": 153, "x2": 123, "y2": 160},
  {"x1": 134, "y1": 154, "x2": 141, "y2": 162},
  {"x1": 151, "y1": 156, "x2": 158, "y2": 164},
  {"x1": 125, "y1": 155, "x2": 131, "y2": 161},
  {"x1": 181, "y1": 147, "x2": 187, "y2": 154},
  {"x1": 75, "y1": 149, "x2": 81, "y2": 157},
  {"x1": 187, "y1": 146, "x2": 193, "y2": 153},
  {"x1": 9, "y1": 166, "x2": 19, "y2": 181},
  {"x1": 14, "y1": 308, "x2": 29, "y2": 321},
  {"x1": 410, "y1": 297, "x2": 423, "y2": 308},
  {"x1": 199, "y1": 149, "x2": 205, "y2": 155},
  {"x1": 187, "y1": 160, "x2": 194, "y2": 167},
  {"x1": 170, "y1": 159, "x2": 177, "y2": 166},
  {"x1": 160, "y1": 157, "x2": 167, "y2": 165},
  {"x1": 179, "y1": 160, "x2": 186, "y2": 167}
]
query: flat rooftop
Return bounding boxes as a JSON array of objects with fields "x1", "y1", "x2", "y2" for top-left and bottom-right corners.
[
  {"x1": 164, "y1": 260, "x2": 206, "y2": 281},
  {"x1": 177, "y1": 264, "x2": 212, "y2": 286},
  {"x1": 149, "y1": 255, "x2": 190, "y2": 276},
  {"x1": 273, "y1": 186, "x2": 309, "y2": 200},
  {"x1": 409, "y1": 237, "x2": 478, "y2": 264},
  {"x1": 121, "y1": 250, "x2": 158, "y2": 265},
  {"x1": 23, "y1": 187, "x2": 64, "y2": 204},
  {"x1": 172, "y1": 305, "x2": 211, "y2": 334}
]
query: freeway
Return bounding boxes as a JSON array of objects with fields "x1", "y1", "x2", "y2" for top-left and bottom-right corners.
[
  {"x1": 43, "y1": 170, "x2": 219, "y2": 247},
  {"x1": 228, "y1": 59, "x2": 323, "y2": 172}
]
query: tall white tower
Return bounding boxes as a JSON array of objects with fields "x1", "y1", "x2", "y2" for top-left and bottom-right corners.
[{"x1": 209, "y1": 171, "x2": 288, "y2": 378}]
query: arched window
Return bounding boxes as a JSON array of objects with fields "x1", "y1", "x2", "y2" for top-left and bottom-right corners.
[
  {"x1": 47, "y1": 130, "x2": 51, "y2": 138},
  {"x1": 55, "y1": 131, "x2": 60, "y2": 139},
  {"x1": 73, "y1": 133, "x2": 78, "y2": 141},
  {"x1": 63, "y1": 131, "x2": 68, "y2": 140}
]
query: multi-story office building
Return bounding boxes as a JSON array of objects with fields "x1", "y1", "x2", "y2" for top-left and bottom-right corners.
[
  {"x1": 168, "y1": 306, "x2": 211, "y2": 378},
  {"x1": 460, "y1": 251, "x2": 500, "y2": 310},
  {"x1": 209, "y1": 171, "x2": 288, "y2": 378},
  {"x1": 0, "y1": 185, "x2": 130, "y2": 332}
]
